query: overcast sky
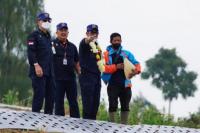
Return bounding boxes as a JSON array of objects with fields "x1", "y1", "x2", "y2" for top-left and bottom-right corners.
[{"x1": 44, "y1": 0, "x2": 200, "y2": 118}]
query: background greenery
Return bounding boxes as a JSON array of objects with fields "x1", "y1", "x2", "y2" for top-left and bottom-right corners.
[
  {"x1": 0, "y1": 0, "x2": 43, "y2": 101},
  {"x1": 0, "y1": 0, "x2": 199, "y2": 129}
]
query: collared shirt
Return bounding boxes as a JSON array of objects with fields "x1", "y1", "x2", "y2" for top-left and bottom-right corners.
[
  {"x1": 27, "y1": 29, "x2": 53, "y2": 77},
  {"x1": 79, "y1": 38, "x2": 100, "y2": 75},
  {"x1": 52, "y1": 38, "x2": 79, "y2": 80}
]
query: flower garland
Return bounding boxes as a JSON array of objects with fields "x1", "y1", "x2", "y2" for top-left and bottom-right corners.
[{"x1": 89, "y1": 41, "x2": 105, "y2": 72}]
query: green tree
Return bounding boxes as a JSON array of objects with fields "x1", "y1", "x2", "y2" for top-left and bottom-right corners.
[
  {"x1": 0, "y1": 0, "x2": 44, "y2": 100},
  {"x1": 141, "y1": 47, "x2": 198, "y2": 115}
]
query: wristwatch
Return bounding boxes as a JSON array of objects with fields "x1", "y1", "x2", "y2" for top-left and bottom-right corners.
[{"x1": 34, "y1": 63, "x2": 39, "y2": 66}]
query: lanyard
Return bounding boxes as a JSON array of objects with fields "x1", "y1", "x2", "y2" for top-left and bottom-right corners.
[{"x1": 61, "y1": 43, "x2": 67, "y2": 59}]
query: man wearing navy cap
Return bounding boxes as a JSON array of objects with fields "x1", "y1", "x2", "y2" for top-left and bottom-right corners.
[
  {"x1": 52, "y1": 23, "x2": 80, "y2": 118},
  {"x1": 79, "y1": 24, "x2": 102, "y2": 120},
  {"x1": 27, "y1": 12, "x2": 54, "y2": 114}
]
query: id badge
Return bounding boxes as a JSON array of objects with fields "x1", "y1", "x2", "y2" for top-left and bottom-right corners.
[
  {"x1": 52, "y1": 46, "x2": 56, "y2": 54},
  {"x1": 63, "y1": 58, "x2": 67, "y2": 65}
]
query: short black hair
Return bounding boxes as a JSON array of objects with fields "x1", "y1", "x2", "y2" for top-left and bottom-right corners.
[{"x1": 110, "y1": 32, "x2": 121, "y2": 42}]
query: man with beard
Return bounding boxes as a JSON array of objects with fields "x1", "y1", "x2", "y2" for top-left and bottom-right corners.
[{"x1": 102, "y1": 32, "x2": 141, "y2": 124}]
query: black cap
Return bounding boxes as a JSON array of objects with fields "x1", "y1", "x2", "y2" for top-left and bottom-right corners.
[
  {"x1": 37, "y1": 12, "x2": 51, "y2": 21},
  {"x1": 87, "y1": 24, "x2": 99, "y2": 33},
  {"x1": 56, "y1": 23, "x2": 68, "y2": 30}
]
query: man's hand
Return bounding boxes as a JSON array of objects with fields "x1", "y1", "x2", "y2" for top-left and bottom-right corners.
[
  {"x1": 34, "y1": 63, "x2": 43, "y2": 77},
  {"x1": 127, "y1": 69, "x2": 136, "y2": 79},
  {"x1": 75, "y1": 62, "x2": 81, "y2": 75},
  {"x1": 116, "y1": 63, "x2": 124, "y2": 69},
  {"x1": 85, "y1": 35, "x2": 97, "y2": 44}
]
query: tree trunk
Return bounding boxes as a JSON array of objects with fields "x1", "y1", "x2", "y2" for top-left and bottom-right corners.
[{"x1": 168, "y1": 99, "x2": 172, "y2": 115}]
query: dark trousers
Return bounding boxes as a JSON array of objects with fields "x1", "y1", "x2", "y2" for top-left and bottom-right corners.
[
  {"x1": 31, "y1": 75, "x2": 54, "y2": 114},
  {"x1": 79, "y1": 72, "x2": 101, "y2": 120},
  {"x1": 107, "y1": 84, "x2": 132, "y2": 112},
  {"x1": 55, "y1": 79, "x2": 80, "y2": 118}
]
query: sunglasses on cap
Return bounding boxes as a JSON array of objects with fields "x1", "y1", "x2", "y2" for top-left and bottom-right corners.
[{"x1": 42, "y1": 19, "x2": 51, "y2": 23}]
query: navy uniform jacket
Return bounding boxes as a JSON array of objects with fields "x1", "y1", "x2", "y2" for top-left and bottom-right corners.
[
  {"x1": 27, "y1": 29, "x2": 53, "y2": 77},
  {"x1": 52, "y1": 39, "x2": 79, "y2": 80},
  {"x1": 79, "y1": 39, "x2": 100, "y2": 75}
]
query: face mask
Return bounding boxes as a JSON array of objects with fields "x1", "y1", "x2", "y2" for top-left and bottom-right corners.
[
  {"x1": 41, "y1": 22, "x2": 51, "y2": 30},
  {"x1": 112, "y1": 43, "x2": 121, "y2": 50}
]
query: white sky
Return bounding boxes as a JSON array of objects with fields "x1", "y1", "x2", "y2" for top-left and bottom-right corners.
[{"x1": 45, "y1": 0, "x2": 200, "y2": 118}]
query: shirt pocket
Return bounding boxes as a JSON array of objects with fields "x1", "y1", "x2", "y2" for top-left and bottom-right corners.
[{"x1": 55, "y1": 46, "x2": 65, "y2": 57}]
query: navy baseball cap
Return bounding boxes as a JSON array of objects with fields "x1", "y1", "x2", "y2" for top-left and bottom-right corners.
[
  {"x1": 56, "y1": 23, "x2": 68, "y2": 30},
  {"x1": 87, "y1": 24, "x2": 99, "y2": 33},
  {"x1": 37, "y1": 12, "x2": 51, "y2": 21}
]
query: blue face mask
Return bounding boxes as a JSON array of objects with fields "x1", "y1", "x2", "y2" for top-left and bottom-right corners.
[{"x1": 112, "y1": 43, "x2": 121, "y2": 50}]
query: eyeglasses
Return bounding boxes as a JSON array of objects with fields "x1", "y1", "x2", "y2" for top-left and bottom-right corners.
[{"x1": 43, "y1": 19, "x2": 51, "y2": 23}]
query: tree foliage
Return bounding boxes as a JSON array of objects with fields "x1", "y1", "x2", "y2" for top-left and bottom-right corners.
[
  {"x1": 177, "y1": 112, "x2": 200, "y2": 128},
  {"x1": 141, "y1": 47, "x2": 198, "y2": 114},
  {"x1": 0, "y1": 0, "x2": 44, "y2": 100}
]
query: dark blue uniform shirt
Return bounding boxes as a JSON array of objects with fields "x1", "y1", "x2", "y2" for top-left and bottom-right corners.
[
  {"x1": 52, "y1": 38, "x2": 79, "y2": 80},
  {"x1": 79, "y1": 39, "x2": 100, "y2": 75},
  {"x1": 27, "y1": 29, "x2": 53, "y2": 77}
]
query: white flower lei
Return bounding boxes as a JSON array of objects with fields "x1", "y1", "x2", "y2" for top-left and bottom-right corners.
[{"x1": 89, "y1": 41, "x2": 105, "y2": 73}]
